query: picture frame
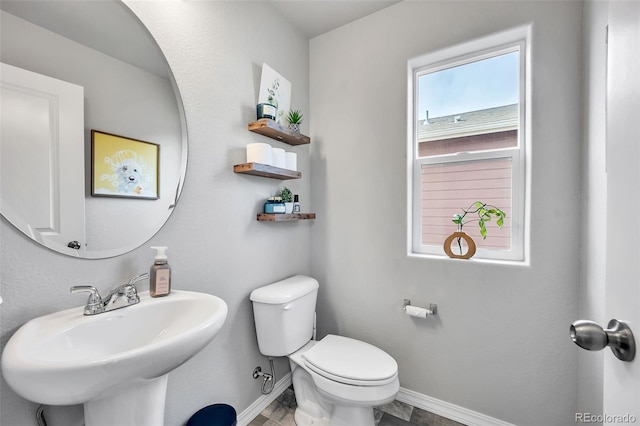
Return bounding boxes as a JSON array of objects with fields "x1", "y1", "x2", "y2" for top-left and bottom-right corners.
[
  {"x1": 258, "y1": 63, "x2": 291, "y2": 126},
  {"x1": 91, "y1": 130, "x2": 159, "y2": 199}
]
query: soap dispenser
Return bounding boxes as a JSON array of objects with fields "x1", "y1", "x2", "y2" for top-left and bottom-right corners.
[{"x1": 150, "y1": 246, "x2": 171, "y2": 297}]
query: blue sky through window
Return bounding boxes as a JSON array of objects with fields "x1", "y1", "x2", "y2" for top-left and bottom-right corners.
[{"x1": 417, "y1": 51, "x2": 519, "y2": 120}]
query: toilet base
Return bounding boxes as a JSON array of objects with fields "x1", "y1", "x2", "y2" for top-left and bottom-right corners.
[
  {"x1": 294, "y1": 405, "x2": 374, "y2": 426},
  {"x1": 288, "y1": 341, "x2": 396, "y2": 426},
  {"x1": 332, "y1": 405, "x2": 375, "y2": 426},
  {"x1": 294, "y1": 408, "x2": 330, "y2": 426}
]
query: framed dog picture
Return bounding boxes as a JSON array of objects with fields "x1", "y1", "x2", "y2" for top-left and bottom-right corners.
[{"x1": 91, "y1": 130, "x2": 159, "y2": 199}]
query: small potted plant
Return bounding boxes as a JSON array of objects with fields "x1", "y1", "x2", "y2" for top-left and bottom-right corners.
[
  {"x1": 286, "y1": 109, "x2": 303, "y2": 133},
  {"x1": 444, "y1": 201, "x2": 506, "y2": 259},
  {"x1": 280, "y1": 187, "x2": 293, "y2": 214}
]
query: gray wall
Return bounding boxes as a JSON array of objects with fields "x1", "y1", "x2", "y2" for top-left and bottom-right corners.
[
  {"x1": 309, "y1": 2, "x2": 583, "y2": 425},
  {"x1": 1, "y1": 1, "x2": 603, "y2": 426},
  {"x1": 0, "y1": 1, "x2": 310, "y2": 425}
]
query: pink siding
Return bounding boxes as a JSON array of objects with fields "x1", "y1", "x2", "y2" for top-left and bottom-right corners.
[
  {"x1": 421, "y1": 158, "x2": 512, "y2": 250},
  {"x1": 419, "y1": 130, "x2": 517, "y2": 157}
]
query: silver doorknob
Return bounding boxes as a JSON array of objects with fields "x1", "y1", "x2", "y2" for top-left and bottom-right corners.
[{"x1": 570, "y1": 319, "x2": 635, "y2": 362}]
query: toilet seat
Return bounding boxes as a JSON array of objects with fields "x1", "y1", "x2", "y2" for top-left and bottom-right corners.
[{"x1": 302, "y1": 335, "x2": 398, "y2": 386}]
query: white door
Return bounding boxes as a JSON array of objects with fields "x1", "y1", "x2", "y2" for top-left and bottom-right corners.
[
  {"x1": 0, "y1": 63, "x2": 85, "y2": 255},
  {"x1": 604, "y1": 0, "x2": 640, "y2": 420}
]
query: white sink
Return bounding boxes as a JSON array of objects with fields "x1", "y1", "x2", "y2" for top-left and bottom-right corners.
[{"x1": 2, "y1": 290, "x2": 228, "y2": 426}]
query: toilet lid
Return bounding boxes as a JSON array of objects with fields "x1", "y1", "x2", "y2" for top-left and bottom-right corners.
[{"x1": 302, "y1": 335, "x2": 398, "y2": 386}]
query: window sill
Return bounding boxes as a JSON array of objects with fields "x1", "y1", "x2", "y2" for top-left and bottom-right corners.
[{"x1": 407, "y1": 252, "x2": 530, "y2": 267}]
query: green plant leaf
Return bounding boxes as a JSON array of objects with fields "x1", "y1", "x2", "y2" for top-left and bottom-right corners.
[
  {"x1": 451, "y1": 201, "x2": 506, "y2": 240},
  {"x1": 280, "y1": 187, "x2": 292, "y2": 202},
  {"x1": 287, "y1": 109, "x2": 303, "y2": 125},
  {"x1": 479, "y1": 220, "x2": 487, "y2": 238}
]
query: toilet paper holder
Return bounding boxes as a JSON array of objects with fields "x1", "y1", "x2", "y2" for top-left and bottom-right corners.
[{"x1": 403, "y1": 299, "x2": 437, "y2": 316}]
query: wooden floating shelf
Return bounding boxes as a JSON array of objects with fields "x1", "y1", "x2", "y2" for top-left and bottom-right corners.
[
  {"x1": 233, "y1": 162, "x2": 301, "y2": 180},
  {"x1": 248, "y1": 119, "x2": 310, "y2": 146},
  {"x1": 257, "y1": 213, "x2": 316, "y2": 222}
]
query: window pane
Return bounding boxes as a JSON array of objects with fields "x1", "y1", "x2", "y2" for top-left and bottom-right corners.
[
  {"x1": 421, "y1": 158, "x2": 512, "y2": 251},
  {"x1": 417, "y1": 51, "x2": 519, "y2": 158},
  {"x1": 409, "y1": 29, "x2": 528, "y2": 261}
]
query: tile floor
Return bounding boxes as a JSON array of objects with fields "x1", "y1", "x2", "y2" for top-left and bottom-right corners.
[{"x1": 247, "y1": 387, "x2": 466, "y2": 426}]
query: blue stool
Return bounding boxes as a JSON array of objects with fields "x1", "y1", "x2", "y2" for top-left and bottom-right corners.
[{"x1": 186, "y1": 404, "x2": 237, "y2": 426}]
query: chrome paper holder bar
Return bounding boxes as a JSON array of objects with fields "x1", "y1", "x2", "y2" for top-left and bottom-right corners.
[{"x1": 403, "y1": 299, "x2": 437, "y2": 316}]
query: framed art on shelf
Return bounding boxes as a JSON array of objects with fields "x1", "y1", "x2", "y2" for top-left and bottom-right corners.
[{"x1": 258, "y1": 63, "x2": 291, "y2": 126}]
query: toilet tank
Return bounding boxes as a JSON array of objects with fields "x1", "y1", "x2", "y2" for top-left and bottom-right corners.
[{"x1": 250, "y1": 275, "x2": 319, "y2": 357}]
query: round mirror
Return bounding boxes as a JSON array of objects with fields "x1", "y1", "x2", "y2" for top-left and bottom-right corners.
[{"x1": 0, "y1": 0, "x2": 187, "y2": 259}]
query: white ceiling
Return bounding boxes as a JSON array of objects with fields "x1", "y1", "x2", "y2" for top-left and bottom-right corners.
[
  {"x1": 0, "y1": 0, "x2": 168, "y2": 78},
  {"x1": 0, "y1": 0, "x2": 401, "y2": 77},
  {"x1": 269, "y1": 0, "x2": 402, "y2": 39}
]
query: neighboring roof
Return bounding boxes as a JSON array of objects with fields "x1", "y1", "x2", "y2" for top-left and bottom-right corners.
[{"x1": 418, "y1": 104, "x2": 519, "y2": 142}]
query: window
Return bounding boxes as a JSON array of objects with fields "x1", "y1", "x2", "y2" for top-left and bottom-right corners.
[{"x1": 407, "y1": 27, "x2": 529, "y2": 261}]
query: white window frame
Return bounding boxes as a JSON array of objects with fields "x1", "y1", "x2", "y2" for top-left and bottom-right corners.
[{"x1": 407, "y1": 25, "x2": 531, "y2": 262}]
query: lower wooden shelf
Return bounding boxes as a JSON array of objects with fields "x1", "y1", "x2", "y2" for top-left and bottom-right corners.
[{"x1": 257, "y1": 213, "x2": 316, "y2": 222}]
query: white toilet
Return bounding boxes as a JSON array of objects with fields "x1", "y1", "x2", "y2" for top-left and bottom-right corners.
[{"x1": 250, "y1": 275, "x2": 399, "y2": 426}]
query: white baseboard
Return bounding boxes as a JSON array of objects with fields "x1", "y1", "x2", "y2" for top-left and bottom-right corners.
[
  {"x1": 236, "y1": 377, "x2": 513, "y2": 426},
  {"x1": 236, "y1": 373, "x2": 293, "y2": 426},
  {"x1": 396, "y1": 387, "x2": 516, "y2": 426}
]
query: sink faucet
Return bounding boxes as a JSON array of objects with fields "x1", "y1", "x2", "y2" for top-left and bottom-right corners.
[{"x1": 70, "y1": 273, "x2": 147, "y2": 315}]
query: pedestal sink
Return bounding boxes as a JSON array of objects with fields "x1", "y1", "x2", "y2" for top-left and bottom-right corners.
[{"x1": 1, "y1": 290, "x2": 228, "y2": 426}]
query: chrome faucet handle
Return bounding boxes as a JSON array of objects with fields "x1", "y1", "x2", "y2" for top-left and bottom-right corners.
[
  {"x1": 70, "y1": 286, "x2": 104, "y2": 315},
  {"x1": 122, "y1": 283, "x2": 140, "y2": 304},
  {"x1": 106, "y1": 283, "x2": 138, "y2": 304},
  {"x1": 104, "y1": 274, "x2": 144, "y2": 308},
  {"x1": 121, "y1": 273, "x2": 146, "y2": 304},
  {"x1": 128, "y1": 273, "x2": 149, "y2": 285}
]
